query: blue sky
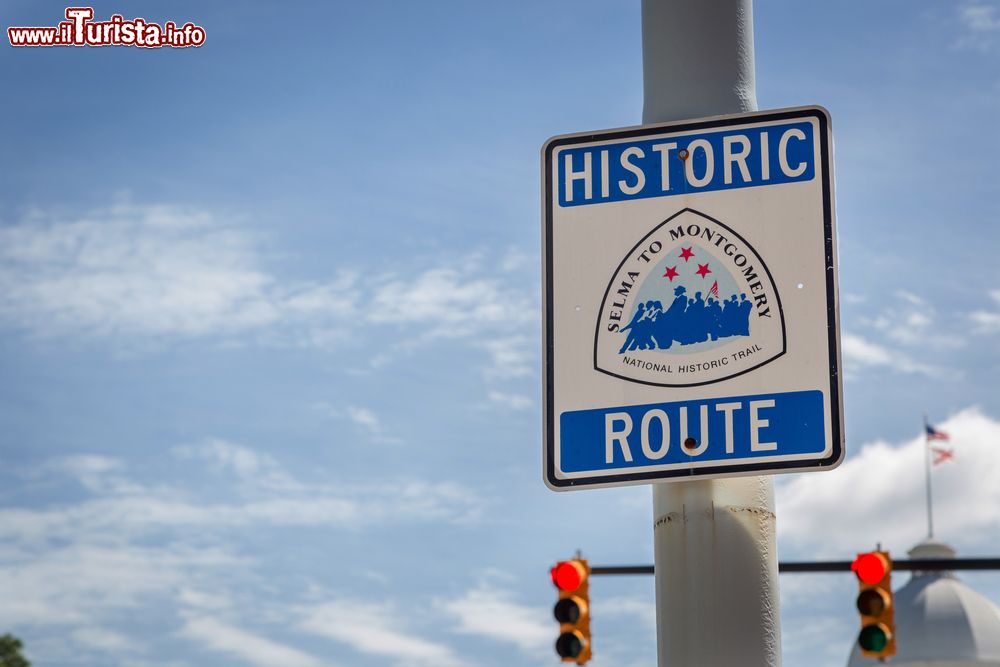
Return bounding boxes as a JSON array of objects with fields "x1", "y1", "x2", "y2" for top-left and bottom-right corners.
[{"x1": 2, "y1": 1, "x2": 1000, "y2": 666}]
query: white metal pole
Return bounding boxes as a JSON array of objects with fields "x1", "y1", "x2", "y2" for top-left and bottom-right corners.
[
  {"x1": 642, "y1": 1, "x2": 782, "y2": 665},
  {"x1": 922, "y1": 415, "x2": 934, "y2": 539}
]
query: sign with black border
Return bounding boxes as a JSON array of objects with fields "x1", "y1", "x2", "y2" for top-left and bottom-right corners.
[{"x1": 542, "y1": 106, "x2": 843, "y2": 491}]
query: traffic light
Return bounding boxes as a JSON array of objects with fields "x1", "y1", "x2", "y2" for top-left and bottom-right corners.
[
  {"x1": 551, "y1": 558, "x2": 591, "y2": 664},
  {"x1": 852, "y1": 550, "x2": 896, "y2": 659}
]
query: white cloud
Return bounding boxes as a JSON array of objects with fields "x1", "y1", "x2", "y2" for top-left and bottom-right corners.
[
  {"x1": 394, "y1": 480, "x2": 487, "y2": 525},
  {"x1": 780, "y1": 610, "x2": 855, "y2": 667},
  {"x1": 840, "y1": 332, "x2": 947, "y2": 378},
  {"x1": 956, "y1": 2, "x2": 1000, "y2": 49},
  {"x1": 779, "y1": 571, "x2": 846, "y2": 608},
  {"x1": 894, "y1": 290, "x2": 924, "y2": 307},
  {"x1": 840, "y1": 333, "x2": 892, "y2": 366},
  {"x1": 480, "y1": 335, "x2": 534, "y2": 378},
  {"x1": 180, "y1": 615, "x2": 329, "y2": 667},
  {"x1": 40, "y1": 454, "x2": 141, "y2": 494},
  {"x1": 0, "y1": 203, "x2": 536, "y2": 390},
  {"x1": 972, "y1": 309, "x2": 1000, "y2": 331},
  {"x1": 1, "y1": 449, "x2": 486, "y2": 549},
  {"x1": 487, "y1": 391, "x2": 533, "y2": 410},
  {"x1": 777, "y1": 408, "x2": 1000, "y2": 554},
  {"x1": 0, "y1": 490, "x2": 363, "y2": 546},
  {"x1": 499, "y1": 247, "x2": 533, "y2": 273},
  {"x1": 0, "y1": 203, "x2": 309, "y2": 338},
  {"x1": 368, "y1": 265, "x2": 531, "y2": 337},
  {"x1": 176, "y1": 439, "x2": 271, "y2": 478},
  {"x1": 0, "y1": 541, "x2": 241, "y2": 629},
  {"x1": 300, "y1": 600, "x2": 463, "y2": 667},
  {"x1": 345, "y1": 405, "x2": 380, "y2": 430},
  {"x1": 971, "y1": 289, "x2": 1000, "y2": 333},
  {"x1": 598, "y1": 596, "x2": 656, "y2": 632},
  {"x1": 54, "y1": 454, "x2": 121, "y2": 476},
  {"x1": 858, "y1": 291, "x2": 964, "y2": 349},
  {"x1": 52, "y1": 480, "x2": 475, "y2": 533},
  {"x1": 177, "y1": 588, "x2": 233, "y2": 611},
  {"x1": 437, "y1": 584, "x2": 551, "y2": 654},
  {"x1": 69, "y1": 626, "x2": 143, "y2": 653},
  {"x1": 0, "y1": 444, "x2": 488, "y2": 663},
  {"x1": 961, "y1": 3, "x2": 1000, "y2": 31},
  {"x1": 173, "y1": 438, "x2": 302, "y2": 491},
  {"x1": 342, "y1": 406, "x2": 402, "y2": 444}
]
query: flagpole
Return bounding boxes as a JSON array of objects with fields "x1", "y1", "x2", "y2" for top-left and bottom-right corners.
[{"x1": 923, "y1": 414, "x2": 934, "y2": 539}]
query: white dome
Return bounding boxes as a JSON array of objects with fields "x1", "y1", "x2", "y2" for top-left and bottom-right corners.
[{"x1": 847, "y1": 541, "x2": 1000, "y2": 667}]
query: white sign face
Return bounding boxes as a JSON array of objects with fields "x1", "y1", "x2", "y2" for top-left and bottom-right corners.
[{"x1": 542, "y1": 106, "x2": 843, "y2": 491}]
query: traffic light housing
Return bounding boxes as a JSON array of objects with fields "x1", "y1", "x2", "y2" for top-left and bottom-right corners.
[
  {"x1": 852, "y1": 550, "x2": 896, "y2": 659},
  {"x1": 551, "y1": 558, "x2": 591, "y2": 664}
]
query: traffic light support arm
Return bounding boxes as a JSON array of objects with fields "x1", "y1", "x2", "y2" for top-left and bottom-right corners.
[{"x1": 589, "y1": 558, "x2": 1000, "y2": 575}]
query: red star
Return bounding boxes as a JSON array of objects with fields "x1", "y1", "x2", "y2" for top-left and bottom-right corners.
[
  {"x1": 695, "y1": 263, "x2": 712, "y2": 278},
  {"x1": 679, "y1": 247, "x2": 695, "y2": 262},
  {"x1": 662, "y1": 266, "x2": 679, "y2": 281}
]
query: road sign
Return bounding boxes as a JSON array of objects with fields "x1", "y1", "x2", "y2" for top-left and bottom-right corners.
[{"x1": 542, "y1": 106, "x2": 842, "y2": 490}]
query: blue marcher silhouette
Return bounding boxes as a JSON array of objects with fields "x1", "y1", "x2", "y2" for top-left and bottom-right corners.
[
  {"x1": 618, "y1": 283, "x2": 752, "y2": 353},
  {"x1": 706, "y1": 298, "x2": 723, "y2": 341},
  {"x1": 618, "y1": 302, "x2": 647, "y2": 353},
  {"x1": 736, "y1": 294, "x2": 752, "y2": 336}
]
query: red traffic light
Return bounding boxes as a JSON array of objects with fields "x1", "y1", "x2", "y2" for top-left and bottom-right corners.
[
  {"x1": 853, "y1": 550, "x2": 895, "y2": 658},
  {"x1": 551, "y1": 561, "x2": 585, "y2": 592},
  {"x1": 551, "y1": 558, "x2": 591, "y2": 664},
  {"x1": 852, "y1": 552, "x2": 888, "y2": 585}
]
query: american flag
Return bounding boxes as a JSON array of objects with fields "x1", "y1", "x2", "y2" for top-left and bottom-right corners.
[
  {"x1": 931, "y1": 446, "x2": 954, "y2": 466},
  {"x1": 925, "y1": 423, "x2": 949, "y2": 441},
  {"x1": 708, "y1": 280, "x2": 719, "y2": 299}
]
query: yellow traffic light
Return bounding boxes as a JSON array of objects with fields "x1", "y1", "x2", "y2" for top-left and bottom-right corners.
[
  {"x1": 852, "y1": 550, "x2": 895, "y2": 658},
  {"x1": 551, "y1": 558, "x2": 591, "y2": 664}
]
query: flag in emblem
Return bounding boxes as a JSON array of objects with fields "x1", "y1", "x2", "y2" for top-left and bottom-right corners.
[
  {"x1": 925, "y1": 423, "x2": 949, "y2": 441},
  {"x1": 708, "y1": 280, "x2": 719, "y2": 299}
]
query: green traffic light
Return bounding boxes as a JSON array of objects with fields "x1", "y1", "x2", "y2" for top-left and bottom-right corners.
[{"x1": 858, "y1": 624, "x2": 888, "y2": 652}]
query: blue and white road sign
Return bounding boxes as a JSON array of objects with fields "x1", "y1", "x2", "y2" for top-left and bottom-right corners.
[{"x1": 542, "y1": 107, "x2": 843, "y2": 490}]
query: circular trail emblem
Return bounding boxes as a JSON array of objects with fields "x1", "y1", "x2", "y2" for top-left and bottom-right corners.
[{"x1": 593, "y1": 208, "x2": 786, "y2": 387}]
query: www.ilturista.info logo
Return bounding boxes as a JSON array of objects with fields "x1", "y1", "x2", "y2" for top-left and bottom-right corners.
[
  {"x1": 593, "y1": 208, "x2": 787, "y2": 388},
  {"x1": 8, "y1": 8, "x2": 205, "y2": 48}
]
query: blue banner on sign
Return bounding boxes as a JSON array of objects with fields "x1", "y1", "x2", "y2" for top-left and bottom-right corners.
[
  {"x1": 558, "y1": 121, "x2": 815, "y2": 207},
  {"x1": 559, "y1": 390, "x2": 825, "y2": 473}
]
